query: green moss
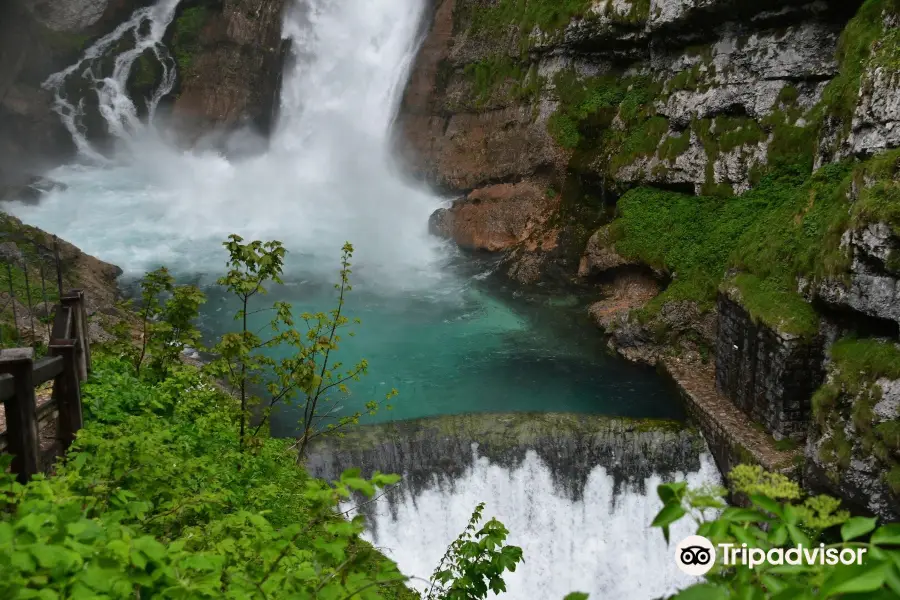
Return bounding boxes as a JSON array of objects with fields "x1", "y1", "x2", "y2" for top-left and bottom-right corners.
[
  {"x1": 458, "y1": 0, "x2": 594, "y2": 46},
  {"x1": 717, "y1": 117, "x2": 767, "y2": 153},
  {"x1": 732, "y1": 162, "x2": 855, "y2": 284},
  {"x1": 171, "y1": 6, "x2": 212, "y2": 75},
  {"x1": 548, "y1": 113, "x2": 581, "y2": 149},
  {"x1": 462, "y1": 55, "x2": 544, "y2": 107},
  {"x1": 726, "y1": 274, "x2": 819, "y2": 337},
  {"x1": 38, "y1": 27, "x2": 91, "y2": 56},
  {"x1": 813, "y1": 337, "x2": 900, "y2": 489},
  {"x1": 851, "y1": 148, "x2": 900, "y2": 233},
  {"x1": 887, "y1": 250, "x2": 900, "y2": 275},
  {"x1": 611, "y1": 116, "x2": 669, "y2": 170},
  {"x1": 547, "y1": 68, "x2": 665, "y2": 175},
  {"x1": 609, "y1": 158, "x2": 864, "y2": 321},
  {"x1": 658, "y1": 131, "x2": 692, "y2": 162},
  {"x1": 887, "y1": 465, "x2": 900, "y2": 496},
  {"x1": 816, "y1": 0, "x2": 900, "y2": 144}
]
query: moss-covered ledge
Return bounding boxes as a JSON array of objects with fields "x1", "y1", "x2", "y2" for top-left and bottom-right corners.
[{"x1": 805, "y1": 338, "x2": 900, "y2": 521}]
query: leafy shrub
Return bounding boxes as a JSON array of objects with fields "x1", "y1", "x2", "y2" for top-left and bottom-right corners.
[{"x1": 652, "y1": 465, "x2": 900, "y2": 599}]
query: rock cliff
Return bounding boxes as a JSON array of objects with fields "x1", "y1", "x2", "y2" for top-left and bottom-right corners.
[
  {"x1": 399, "y1": 0, "x2": 900, "y2": 515},
  {"x1": 0, "y1": 0, "x2": 154, "y2": 187},
  {"x1": 167, "y1": 0, "x2": 288, "y2": 140}
]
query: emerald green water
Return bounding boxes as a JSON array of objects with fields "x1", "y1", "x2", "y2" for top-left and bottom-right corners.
[{"x1": 193, "y1": 256, "x2": 684, "y2": 437}]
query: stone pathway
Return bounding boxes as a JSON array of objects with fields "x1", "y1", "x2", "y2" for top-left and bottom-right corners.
[{"x1": 664, "y1": 357, "x2": 800, "y2": 474}]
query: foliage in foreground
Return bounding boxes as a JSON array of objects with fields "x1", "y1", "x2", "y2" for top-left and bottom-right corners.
[
  {"x1": 653, "y1": 464, "x2": 900, "y2": 599},
  {"x1": 0, "y1": 355, "x2": 530, "y2": 599}
]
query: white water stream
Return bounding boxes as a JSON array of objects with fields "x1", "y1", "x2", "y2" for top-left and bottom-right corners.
[
  {"x1": 5, "y1": 1, "x2": 723, "y2": 597},
  {"x1": 343, "y1": 450, "x2": 720, "y2": 599}
]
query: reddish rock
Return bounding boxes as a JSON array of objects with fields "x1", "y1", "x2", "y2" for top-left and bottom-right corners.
[
  {"x1": 172, "y1": 0, "x2": 287, "y2": 138},
  {"x1": 428, "y1": 180, "x2": 558, "y2": 252}
]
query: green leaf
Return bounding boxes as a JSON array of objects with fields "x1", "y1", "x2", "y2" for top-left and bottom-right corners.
[
  {"x1": 563, "y1": 594, "x2": 589, "y2": 600},
  {"x1": 673, "y1": 584, "x2": 728, "y2": 600},
  {"x1": 873, "y1": 524, "x2": 900, "y2": 546},
  {"x1": 842, "y1": 517, "x2": 878, "y2": 542},
  {"x1": 821, "y1": 560, "x2": 890, "y2": 597},
  {"x1": 651, "y1": 502, "x2": 686, "y2": 544},
  {"x1": 786, "y1": 524, "x2": 810, "y2": 547},
  {"x1": 652, "y1": 502, "x2": 686, "y2": 529},
  {"x1": 721, "y1": 507, "x2": 771, "y2": 523},
  {"x1": 750, "y1": 494, "x2": 784, "y2": 518},
  {"x1": 658, "y1": 482, "x2": 687, "y2": 504}
]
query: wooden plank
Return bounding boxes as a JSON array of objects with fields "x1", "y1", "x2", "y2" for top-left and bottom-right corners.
[
  {"x1": 49, "y1": 339, "x2": 81, "y2": 452},
  {"x1": 2, "y1": 356, "x2": 65, "y2": 400},
  {"x1": 61, "y1": 292, "x2": 87, "y2": 381},
  {"x1": 0, "y1": 347, "x2": 39, "y2": 482},
  {"x1": 0, "y1": 398, "x2": 57, "y2": 452},
  {"x1": 50, "y1": 305, "x2": 71, "y2": 340},
  {"x1": 32, "y1": 356, "x2": 64, "y2": 387},
  {"x1": 0, "y1": 374, "x2": 12, "y2": 402}
]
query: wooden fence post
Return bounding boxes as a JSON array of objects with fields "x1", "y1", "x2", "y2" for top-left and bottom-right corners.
[
  {"x1": 49, "y1": 339, "x2": 82, "y2": 452},
  {"x1": 61, "y1": 291, "x2": 89, "y2": 380},
  {"x1": 0, "y1": 348, "x2": 38, "y2": 482}
]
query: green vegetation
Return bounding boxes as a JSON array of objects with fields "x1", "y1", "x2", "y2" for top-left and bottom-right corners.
[
  {"x1": 461, "y1": 56, "x2": 544, "y2": 108},
  {"x1": 818, "y1": 0, "x2": 900, "y2": 129},
  {"x1": 851, "y1": 148, "x2": 900, "y2": 234},
  {"x1": 608, "y1": 159, "x2": 860, "y2": 330},
  {"x1": 0, "y1": 239, "x2": 532, "y2": 599},
  {"x1": 171, "y1": 6, "x2": 212, "y2": 75},
  {"x1": 654, "y1": 464, "x2": 900, "y2": 598},
  {"x1": 130, "y1": 51, "x2": 162, "y2": 96},
  {"x1": 458, "y1": 0, "x2": 593, "y2": 42},
  {"x1": 726, "y1": 274, "x2": 819, "y2": 338},
  {"x1": 812, "y1": 338, "x2": 900, "y2": 490},
  {"x1": 547, "y1": 68, "x2": 666, "y2": 176}
]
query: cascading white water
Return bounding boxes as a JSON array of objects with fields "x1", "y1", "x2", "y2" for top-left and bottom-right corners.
[
  {"x1": 345, "y1": 450, "x2": 721, "y2": 599},
  {"x1": 43, "y1": 0, "x2": 182, "y2": 162},
  {"x1": 11, "y1": 0, "x2": 447, "y2": 291}
]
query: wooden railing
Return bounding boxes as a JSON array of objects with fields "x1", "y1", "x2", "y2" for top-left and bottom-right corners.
[{"x1": 0, "y1": 290, "x2": 90, "y2": 482}]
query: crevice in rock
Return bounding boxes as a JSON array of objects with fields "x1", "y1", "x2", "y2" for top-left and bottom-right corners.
[{"x1": 814, "y1": 298, "x2": 900, "y2": 341}]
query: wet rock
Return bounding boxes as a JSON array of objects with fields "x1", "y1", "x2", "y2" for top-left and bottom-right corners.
[
  {"x1": 306, "y1": 412, "x2": 705, "y2": 503},
  {"x1": 171, "y1": 0, "x2": 289, "y2": 140},
  {"x1": 426, "y1": 180, "x2": 558, "y2": 252},
  {"x1": 588, "y1": 271, "x2": 660, "y2": 329},
  {"x1": 578, "y1": 226, "x2": 633, "y2": 278},
  {"x1": 0, "y1": 176, "x2": 69, "y2": 204},
  {"x1": 601, "y1": 297, "x2": 717, "y2": 367},
  {"x1": 23, "y1": 0, "x2": 109, "y2": 32}
]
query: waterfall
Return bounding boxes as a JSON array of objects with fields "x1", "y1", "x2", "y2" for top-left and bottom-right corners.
[
  {"x1": 308, "y1": 414, "x2": 723, "y2": 600},
  {"x1": 42, "y1": 0, "x2": 182, "y2": 162},
  {"x1": 12, "y1": 0, "x2": 447, "y2": 290},
  {"x1": 356, "y1": 451, "x2": 719, "y2": 599}
]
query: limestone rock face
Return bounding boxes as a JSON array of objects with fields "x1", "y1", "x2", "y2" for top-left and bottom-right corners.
[
  {"x1": 0, "y1": 0, "x2": 150, "y2": 186},
  {"x1": 171, "y1": 0, "x2": 288, "y2": 138},
  {"x1": 578, "y1": 226, "x2": 634, "y2": 278},
  {"x1": 816, "y1": 223, "x2": 900, "y2": 328},
  {"x1": 805, "y1": 373, "x2": 900, "y2": 522},
  {"x1": 23, "y1": 0, "x2": 111, "y2": 32}
]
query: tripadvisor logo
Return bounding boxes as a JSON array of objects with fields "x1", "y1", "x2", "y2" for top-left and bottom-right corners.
[
  {"x1": 674, "y1": 535, "x2": 869, "y2": 575},
  {"x1": 675, "y1": 535, "x2": 717, "y2": 576}
]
